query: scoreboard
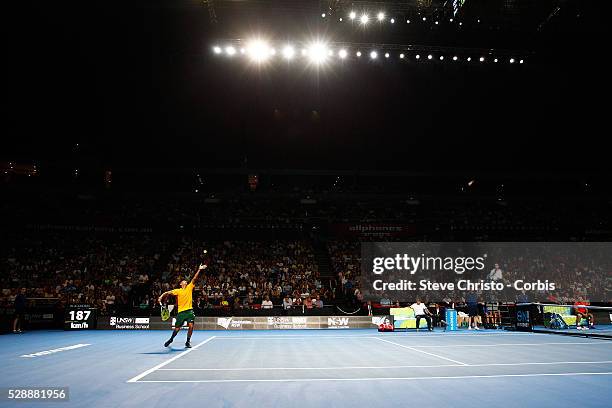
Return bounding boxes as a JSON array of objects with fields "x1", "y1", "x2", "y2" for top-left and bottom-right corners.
[{"x1": 64, "y1": 305, "x2": 97, "y2": 330}]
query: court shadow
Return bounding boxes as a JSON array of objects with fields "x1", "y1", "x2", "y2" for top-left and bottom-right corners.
[{"x1": 139, "y1": 349, "x2": 184, "y2": 355}]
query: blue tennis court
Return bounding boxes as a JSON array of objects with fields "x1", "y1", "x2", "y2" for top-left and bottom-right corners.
[{"x1": 2, "y1": 329, "x2": 611, "y2": 407}]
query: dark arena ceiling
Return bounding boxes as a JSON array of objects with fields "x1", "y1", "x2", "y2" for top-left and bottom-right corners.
[{"x1": 3, "y1": 0, "x2": 610, "y2": 175}]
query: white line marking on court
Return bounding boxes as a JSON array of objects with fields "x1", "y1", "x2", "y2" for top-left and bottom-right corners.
[
  {"x1": 156, "y1": 360, "x2": 612, "y2": 371},
  {"x1": 132, "y1": 372, "x2": 612, "y2": 383},
  {"x1": 127, "y1": 336, "x2": 216, "y2": 383},
  {"x1": 375, "y1": 337, "x2": 468, "y2": 366},
  {"x1": 212, "y1": 333, "x2": 539, "y2": 339},
  {"x1": 20, "y1": 344, "x2": 91, "y2": 358},
  {"x1": 414, "y1": 341, "x2": 612, "y2": 348}
]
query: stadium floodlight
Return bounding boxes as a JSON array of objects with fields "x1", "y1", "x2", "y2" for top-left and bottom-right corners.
[
  {"x1": 406, "y1": 19, "x2": 410, "y2": 24},
  {"x1": 307, "y1": 42, "x2": 329, "y2": 64},
  {"x1": 349, "y1": 11, "x2": 356, "y2": 20},
  {"x1": 450, "y1": 18, "x2": 453, "y2": 22},
  {"x1": 360, "y1": 14, "x2": 369, "y2": 25},
  {"x1": 439, "y1": 56, "x2": 444, "y2": 60},
  {"x1": 520, "y1": 59, "x2": 524, "y2": 64},
  {"x1": 435, "y1": 21, "x2": 439, "y2": 25},
  {"x1": 240, "y1": 48, "x2": 245, "y2": 54},
  {"x1": 510, "y1": 58, "x2": 515, "y2": 63},
  {"x1": 479, "y1": 57, "x2": 485, "y2": 62},
  {"x1": 338, "y1": 49, "x2": 348, "y2": 59},
  {"x1": 427, "y1": 54, "x2": 433, "y2": 60},
  {"x1": 225, "y1": 46, "x2": 236, "y2": 56},
  {"x1": 467, "y1": 57, "x2": 472, "y2": 61},
  {"x1": 213, "y1": 46, "x2": 222, "y2": 54},
  {"x1": 282, "y1": 45, "x2": 295, "y2": 60},
  {"x1": 321, "y1": 13, "x2": 326, "y2": 18},
  {"x1": 459, "y1": 22, "x2": 463, "y2": 26},
  {"x1": 356, "y1": 51, "x2": 362, "y2": 57},
  {"x1": 422, "y1": 17, "x2": 426, "y2": 21},
  {"x1": 400, "y1": 53, "x2": 405, "y2": 59},
  {"x1": 246, "y1": 39, "x2": 271, "y2": 62},
  {"x1": 453, "y1": 56, "x2": 458, "y2": 61},
  {"x1": 339, "y1": 18, "x2": 343, "y2": 22},
  {"x1": 385, "y1": 53, "x2": 390, "y2": 58},
  {"x1": 269, "y1": 48, "x2": 276, "y2": 56},
  {"x1": 390, "y1": 18, "x2": 395, "y2": 24},
  {"x1": 494, "y1": 58, "x2": 498, "y2": 62},
  {"x1": 416, "y1": 54, "x2": 420, "y2": 59},
  {"x1": 377, "y1": 12, "x2": 385, "y2": 22},
  {"x1": 301, "y1": 48, "x2": 308, "y2": 56},
  {"x1": 370, "y1": 51, "x2": 378, "y2": 59}
]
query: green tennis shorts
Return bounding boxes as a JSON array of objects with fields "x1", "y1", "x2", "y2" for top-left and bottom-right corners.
[{"x1": 174, "y1": 309, "x2": 196, "y2": 327}]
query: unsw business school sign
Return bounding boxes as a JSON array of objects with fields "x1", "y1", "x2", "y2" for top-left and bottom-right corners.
[{"x1": 96, "y1": 316, "x2": 380, "y2": 330}]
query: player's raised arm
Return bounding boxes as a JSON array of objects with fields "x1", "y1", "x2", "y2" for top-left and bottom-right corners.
[
  {"x1": 191, "y1": 263, "x2": 207, "y2": 284},
  {"x1": 158, "y1": 290, "x2": 174, "y2": 304}
]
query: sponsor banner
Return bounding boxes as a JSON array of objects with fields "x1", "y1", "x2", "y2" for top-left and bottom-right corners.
[
  {"x1": 96, "y1": 316, "x2": 381, "y2": 330},
  {"x1": 361, "y1": 242, "x2": 612, "y2": 302},
  {"x1": 331, "y1": 224, "x2": 417, "y2": 238},
  {"x1": 515, "y1": 304, "x2": 533, "y2": 332}
]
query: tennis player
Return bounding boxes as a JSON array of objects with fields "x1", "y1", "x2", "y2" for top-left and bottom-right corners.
[{"x1": 158, "y1": 263, "x2": 207, "y2": 348}]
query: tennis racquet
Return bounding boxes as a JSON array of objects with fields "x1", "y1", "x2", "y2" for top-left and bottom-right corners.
[{"x1": 160, "y1": 303, "x2": 170, "y2": 321}]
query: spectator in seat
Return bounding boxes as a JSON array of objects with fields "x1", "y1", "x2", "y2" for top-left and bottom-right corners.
[
  {"x1": 283, "y1": 296, "x2": 293, "y2": 310},
  {"x1": 304, "y1": 296, "x2": 313, "y2": 309},
  {"x1": 314, "y1": 295, "x2": 324, "y2": 308},
  {"x1": 262, "y1": 296, "x2": 273, "y2": 309}
]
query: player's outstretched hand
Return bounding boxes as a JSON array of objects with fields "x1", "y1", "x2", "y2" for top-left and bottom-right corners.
[{"x1": 199, "y1": 263, "x2": 208, "y2": 270}]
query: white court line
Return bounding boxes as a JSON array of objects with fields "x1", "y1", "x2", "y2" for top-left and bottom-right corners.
[
  {"x1": 157, "y1": 360, "x2": 612, "y2": 371},
  {"x1": 126, "y1": 336, "x2": 216, "y2": 383},
  {"x1": 20, "y1": 344, "x2": 91, "y2": 358},
  {"x1": 414, "y1": 341, "x2": 612, "y2": 348},
  {"x1": 375, "y1": 337, "x2": 468, "y2": 366},
  {"x1": 213, "y1": 333, "x2": 539, "y2": 339},
  {"x1": 156, "y1": 360, "x2": 612, "y2": 371},
  {"x1": 133, "y1": 372, "x2": 612, "y2": 383}
]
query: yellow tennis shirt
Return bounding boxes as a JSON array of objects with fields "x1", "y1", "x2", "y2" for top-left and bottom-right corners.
[{"x1": 171, "y1": 282, "x2": 194, "y2": 312}]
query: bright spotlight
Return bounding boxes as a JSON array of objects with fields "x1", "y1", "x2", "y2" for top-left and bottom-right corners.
[
  {"x1": 479, "y1": 57, "x2": 485, "y2": 62},
  {"x1": 301, "y1": 49, "x2": 308, "y2": 56},
  {"x1": 416, "y1": 54, "x2": 420, "y2": 59},
  {"x1": 360, "y1": 14, "x2": 369, "y2": 24},
  {"x1": 385, "y1": 53, "x2": 390, "y2": 58},
  {"x1": 400, "y1": 53, "x2": 405, "y2": 59},
  {"x1": 422, "y1": 17, "x2": 426, "y2": 21},
  {"x1": 370, "y1": 51, "x2": 378, "y2": 59},
  {"x1": 356, "y1": 51, "x2": 362, "y2": 57},
  {"x1": 338, "y1": 49, "x2": 348, "y2": 59},
  {"x1": 510, "y1": 58, "x2": 515, "y2": 63},
  {"x1": 450, "y1": 18, "x2": 453, "y2": 22},
  {"x1": 247, "y1": 40, "x2": 271, "y2": 62},
  {"x1": 435, "y1": 21, "x2": 439, "y2": 25},
  {"x1": 339, "y1": 18, "x2": 343, "y2": 22},
  {"x1": 282, "y1": 45, "x2": 295, "y2": 60},
  {"x1": 439, "y1": 56, "x2": 444, "y2": 60},
  {"x1": 225, "y1": 46, "x2": 236, "y2": 56},
  {"x1": 349, "y1": 11, "x2": 356, "y2": 20},
  {"x1": 321, "y1": 13, "x2": 326, "y2": 18},
  {"x1": 240, "y1": 48, "x2": 245, "y2": 54},
  {"x1": 520, "y1": 59, "x2": 524, "y2": 64},
  {"x1": 308, "y1": 42, "x2": 329, "y2": 64},
  {"x1": 213, "y1": 46, "x2": 222, "y2": 54},
  {"x1": 269, "y1": 48, "x2": 276, "y2": 56},
  {"x1": 427, "y1": 54, "x2": 433, "y2": 60},
  {"x1": 467, "y1": 57, "x2": 472, "y2": 61},
  {"x1": 453, "y1": 56, "x2": 458, "y2": 61},
  {"x1": 390, "y1": 18, "x2": 395, "y2": 24},
  {"x1": 406, "y1": 19, "x2": 410, "y2": 24},
  {"x1": 377, "y1": 12, "x2": 385, "y2": 21},
  {"x1": 494, "y1": 58, "x2": 498, "y2": 62}
]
